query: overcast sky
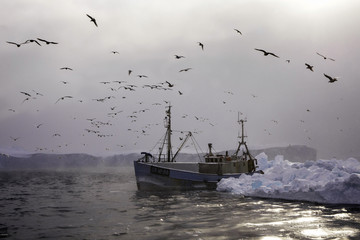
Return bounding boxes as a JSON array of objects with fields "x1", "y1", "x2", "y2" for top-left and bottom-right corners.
[{"x1": 1, "y1": 0, "x2": 360, "y2": 159}]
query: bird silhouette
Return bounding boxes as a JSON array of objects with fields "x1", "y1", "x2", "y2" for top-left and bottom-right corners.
[
  {"x1": 86, "y1": 14, "x2": 98, "y2": 27},
  {"x1": 254, "y1": 48, "x2": 279, "y2": 58},
  {"x1": 21, "y1": 97, "x2": 31, "y2": 104},
  {"x1": 165, "y1": 81, "x2": 174, "y2": 87},
  {"x1": 197, "y1": 42, "x2": 204, "y2": 50},
  {"x1": 37, "y1": 38, "x2": 58, "y2": 45},
  {"x1": 10, "y1": 136, "x2": 20, "y2": 141},
  {"x1": 137, "y1": 75, "x2": 148, "y2": 78},
  {"x1": 179, "y1": 68, "x2": 192, "y2": 72},
  {"x1": 111, "y1": 51, "x2": 119, "y2": 54},
  {"x1": 60, "y1": 67, "x2": 73, "y2": 70},
  {"x1": 113, "y1": 81, "x2": 127, "y2": 85},
  {"x1": 323, "y1": 73, "x2": 338, "y2": 83},
  {"x1": 6, "y1": 41, "x2": 22, "y2": 47},
  {"x1": 55, "y1": 96, "x2": 73, "y2": 103},
  {"x1": 174, "y1": 55, "x2": 185, "y2": 59},
  {"x1": 128, "y1": 70, "x2": 132, "y2": 75},
  {"x1": 23, "y1": 39, "x2": 41, "y2": 46},
  {"x1": 234, "y1": 29, "x2": 242, "y2": 35},
  {"x1": 316, "y1": 52, "x2": 335, "y2": 61},
  {"x1": 20, "y1": 91, "x2": 31, "y2": 97},
  {"x1": 305, "y1": 63, "x2": 314, "y2": 72}
]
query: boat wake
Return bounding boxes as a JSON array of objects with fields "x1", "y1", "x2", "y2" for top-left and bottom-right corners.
[{"x1": 217, "y1": 153, "x2": 360, "y2": 205}]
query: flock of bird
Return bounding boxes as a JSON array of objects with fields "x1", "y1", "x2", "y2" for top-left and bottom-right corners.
[{"x1": 4, "y1": 12, "x2": 342, "y2": 154}]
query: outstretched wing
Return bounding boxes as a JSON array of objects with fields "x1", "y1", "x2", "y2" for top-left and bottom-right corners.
[
  {"x1": 323, "y1": 73, "x2": 332, "y2": 81},
  {"x1": 268, "y1": 52, "x2": 279, "y2": 58},
  {"x1": 254, "y1": 48, "x2": 266, "y2": 54},
  {"x1": 234, "y1": 29, "x2": 242, "y2": 35},
  {"x1": 316, "y1": 52, "x2": 326, "y2": 58},
  {"x1": 86, "y1": 14, "x2": 97, "y2": 26},
  {"x1": 6, "y1": 41, "x2": 20, "y2": 46},
  {"x1": 86, "y1": 14, "x2": 94, "y2": 20}
]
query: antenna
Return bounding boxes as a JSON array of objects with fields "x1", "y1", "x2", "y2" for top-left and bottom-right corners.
[
  {"x1": 237, "y1": 112, "x2": 241, "y2": 139},
  {"x1": 237, "y1": 112, "x2": 247, "y2": 144}
]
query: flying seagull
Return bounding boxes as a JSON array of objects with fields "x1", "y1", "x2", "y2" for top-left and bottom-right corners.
[
  {"x1": 137, "y1": 75, "x2": 148, "y2": 78},
  {"x1": 174, "y1": 55, "x2": 185, "y2": 59},
  {"x1": 60, "y1": 67, "x2": 73, "y2": 70},
  {"x1": 305, "y1": 63, "x2": 314, "y2": 72},
  {"x1": 111, "y1": 51, "x2": 119, "y2": 54},
  {"x1": 32, "y1": 90, "x2": 44, "y2": 96},
  {"x1": 37, "y1": 38, "x2": 58, "y2": 45},
  {"x1": 323, "y1": 73, "x2": 338, "y2": 83},
  {"x1": 165, "y1": 81, "x2": 174, "y2": 87},
  {"x1": 10, "y1": 136, "x2": 20, "y2": 141},
  {"x1": 6, "y1": 41, "x2": 22, "y2": 47},
  {"x1": 316, "y1": 52, "x2": 335, "y2": 61},
  {"x1": 86, "y1": 14, "x2": 98, "y2": 27},
  {"x1": 254, "y1": 48, "x2": 279, "y2": 58},
  {"x1": 234, "y1": 29, "x2": 242, "y2": 35},
  {"x1": 197, "y1": 42, "x2": 204, "y2": 50},
  {"x1": 22, "y1": 97, "x2": 31, "y2": 104},
  {"x1": 55, "y1": 96, "x2": 73, "y2": 104},
  {"x1": 179, "y1": 68, "x2": 192, "y2": 72},
  {"x1": 20, "y1": 91, "x2": 31, "y2": 97}
]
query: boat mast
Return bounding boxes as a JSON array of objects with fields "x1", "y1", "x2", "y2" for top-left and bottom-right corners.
[
  {"x1": 166, "y1": 105, "x2": 172, "y2": 162},
  {"x1": 235, "y1": 113, "x2": 247, "y2": 156}
]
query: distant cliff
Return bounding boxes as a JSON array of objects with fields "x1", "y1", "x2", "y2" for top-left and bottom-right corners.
[
  {"x1": 0, "y1": 152, "x2": 141, "y2": 170},
  {"x1": 0, "y1": 145, "x2": 316, "y2": 170}
]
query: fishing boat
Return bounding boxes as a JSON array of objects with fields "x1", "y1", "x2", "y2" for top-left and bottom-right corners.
[{"x1": 134, "y1": 105, "x2": 263, "y2": 190}]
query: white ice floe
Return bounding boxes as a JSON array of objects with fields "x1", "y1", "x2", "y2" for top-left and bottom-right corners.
[{"x1": 217, "y1": 153, "x2": 360, "y2": 205}]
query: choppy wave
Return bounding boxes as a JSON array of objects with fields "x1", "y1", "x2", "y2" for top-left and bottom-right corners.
[{"x1": 217, "y1": 153, "x2": 360, "y2": 205}]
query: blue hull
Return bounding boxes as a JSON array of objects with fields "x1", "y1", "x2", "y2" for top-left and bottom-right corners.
[{"x1": 134, "y1": 161, "x2": 243, "y2": 191}]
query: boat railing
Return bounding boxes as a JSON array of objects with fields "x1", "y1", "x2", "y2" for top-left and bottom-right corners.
[{"x1": 138, "y1": 152, "x2": 172, "y2": 163}]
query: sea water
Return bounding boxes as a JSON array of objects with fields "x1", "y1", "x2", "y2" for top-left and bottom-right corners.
[{"x1": 1, "y1": 157, "x2": 360, "y2": 240}]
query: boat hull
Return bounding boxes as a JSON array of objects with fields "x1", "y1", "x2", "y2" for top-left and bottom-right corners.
[{"x1": 134, "y1": 161, "x2": 243, "y2": 191}]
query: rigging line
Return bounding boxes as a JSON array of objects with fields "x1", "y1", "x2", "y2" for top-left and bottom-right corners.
[
  {"x1": 148, "y1": 131, "x2": 167, "y2": 153},
  {"x1": 190, "y1": 135, "x2": 204, "y2": 162},
  {"x1": 191, "y1": 134, "x2": 204, "y2": 154}
]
